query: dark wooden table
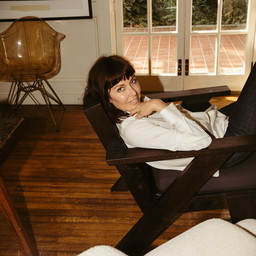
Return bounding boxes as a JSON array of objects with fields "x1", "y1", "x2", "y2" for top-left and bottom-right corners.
[{"x1": 0, "y1": 118, "x2": 37, "y2": 256}]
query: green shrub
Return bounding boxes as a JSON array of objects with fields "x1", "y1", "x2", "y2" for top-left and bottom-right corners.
[{"x1": 123, "y1": 0, "x2": 247, "y2": 28}]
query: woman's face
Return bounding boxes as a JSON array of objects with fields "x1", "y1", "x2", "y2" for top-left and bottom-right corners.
[{"x1": 109, "y1": 75, "x2": 141, "y2": 112}]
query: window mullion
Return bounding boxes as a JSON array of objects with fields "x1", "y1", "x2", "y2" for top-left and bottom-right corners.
[
  {"x1": 148, "y1": 0, "x2": 152, "y2": 75},
  {"x1": 215, "y1": 0, "x2": 222, "y2": 75}
]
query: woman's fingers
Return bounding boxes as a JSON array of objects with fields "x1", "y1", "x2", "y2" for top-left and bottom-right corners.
[
  {"x1": 129, "y1": 106, "x2": 139, "y2": 116},
  {"x1": 130, "y1": 101, "x2": 154, "y2": 118},
  {"x1": 130, "y1": 99, "x2": 167, "y2": 118}
]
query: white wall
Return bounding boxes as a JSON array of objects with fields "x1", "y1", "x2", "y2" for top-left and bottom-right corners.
[{"x1": 0, "y1": 0, "x2": 114, "y2": 105}]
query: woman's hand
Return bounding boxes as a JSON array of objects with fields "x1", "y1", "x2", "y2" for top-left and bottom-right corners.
[{"x1": 129, "y1": 99, "x2": 168, "y2": 119}]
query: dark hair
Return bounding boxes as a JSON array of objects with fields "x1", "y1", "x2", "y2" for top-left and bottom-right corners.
[{"x1": 84, "y1": 55, "x2": 135, "y2": 123}]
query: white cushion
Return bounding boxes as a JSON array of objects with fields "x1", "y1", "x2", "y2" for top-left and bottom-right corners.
[
  {"x1": 77, "y1": 245, "x2": 127, "y2": 256},
  {"x1": 77, "y1": 219, "x2": 256, "y2": 256},
  {"x1": 145, "y1": 218, "x2": 256, "y2": 256},
  {"x1": 236, "y1": 218, "x2": 256, "y2": 236}
]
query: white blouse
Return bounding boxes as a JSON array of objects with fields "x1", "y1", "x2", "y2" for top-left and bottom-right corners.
[{"x1": 116, "y1": 101, "x2": 229, "y2": 172}]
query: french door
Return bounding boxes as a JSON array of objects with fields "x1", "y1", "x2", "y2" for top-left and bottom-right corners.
[{"x1": 115, "y1": 0, "x2": 256, "y2": 91}]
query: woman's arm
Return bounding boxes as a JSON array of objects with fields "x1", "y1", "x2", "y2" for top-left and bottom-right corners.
[{"x1": 119, "y1": 102, "x2": 212, "y2": 152}]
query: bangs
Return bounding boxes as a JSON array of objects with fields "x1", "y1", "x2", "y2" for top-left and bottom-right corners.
[
  {"x1": 104, "y1": 63, "x2": 135, "y2": 89},
  {"x1": 106, "y1": 75, "x2": 127, "y2": 89}
]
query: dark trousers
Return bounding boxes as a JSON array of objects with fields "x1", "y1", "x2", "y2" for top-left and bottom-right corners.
[{"x1": 220, "y1": 63, "x2": 256, "y2": 167}]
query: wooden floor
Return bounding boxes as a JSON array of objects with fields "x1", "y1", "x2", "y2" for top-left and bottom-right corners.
[{"x1": 0, "y1": 95, "x2": 237, "y2": 256}]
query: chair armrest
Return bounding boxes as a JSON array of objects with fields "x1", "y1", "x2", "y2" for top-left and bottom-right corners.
[
  {"x1": 106, "y1": 134, "x2": 256, "y2": 165},
  {"x1": 144, "y1": 85, "x2": 231, "y2": 102}
]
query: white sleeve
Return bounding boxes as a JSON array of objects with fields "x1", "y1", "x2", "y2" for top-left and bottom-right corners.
[{"x1": 118, "y1": 103, "x2": 212, "y2": 151}]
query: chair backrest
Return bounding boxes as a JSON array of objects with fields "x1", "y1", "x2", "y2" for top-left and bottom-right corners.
[
  {"x1": 84, "y1": 92, "x2": 158, "y2": 212},
  {"x1": 0, "y1": 16, "x2": 65, "y2": 82},
  {"x1": 83, "y1": 93, "x2": 127, "y2": 152}
]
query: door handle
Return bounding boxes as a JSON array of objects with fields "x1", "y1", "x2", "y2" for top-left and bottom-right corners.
[
  {"x1": 178, "y1": 59, "x2": 182, "y2": 76},
  {"x1": 185, "y1": 59, "x2": 189, "y2": 76}
]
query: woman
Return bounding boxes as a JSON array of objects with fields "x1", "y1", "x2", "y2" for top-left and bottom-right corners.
[{"x1": 84, "y1": 55, "x2": 256, "y2": 171}]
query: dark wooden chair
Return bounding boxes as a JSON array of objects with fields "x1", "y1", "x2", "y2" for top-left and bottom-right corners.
[{"x1": 84, "y1": 84, "x2": 256, "y2": 256}]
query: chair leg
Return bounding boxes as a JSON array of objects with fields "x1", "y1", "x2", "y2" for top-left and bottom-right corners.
[
  {"x1": 0, "y1": 177, "x2": 38, "y2": 256},
  {"x1": 117, "y1": 163, "x2": 157, "y2": 214},
  {"x1": 111, "y1": 176, "x2": 128, "y2": 192},
  {"x1": 227, "y1": 191, "x2": 256, "y2": 223},
  {"x1": 38, "y1": 79, "x2": 65, "y2": 130},
  {"x1": 3, "y1": 78, "x2": 65, "y2": 130},
  {"x1": 2, "y1": 81, "x2": 18, "y2": 117},
  {"x1": 40, "y1": 90, "x2": 59, "y2": 128},
  {"x1": 43, "y1": 79, "x2": 64, "y2": 107}
]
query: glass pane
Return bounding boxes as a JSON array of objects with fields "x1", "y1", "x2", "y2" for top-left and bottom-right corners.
[
  {"x1": 190, "y1": 35, "x2": 216, "y2": 74},
  {"x1": 123, "y1": 35, "x2": 149, "y2": 74},
  {"x1": 192, "y1": 0, "x2": 218, "y2": 31},
  {"x1": 219, "y1": 34, "x2": 246, "y2": 74},
  {"x1": 152, "y1": 0, "x2": 176, "y2": 32},
  {"x1": 123, "y1": 0, "x2": 147, "y2": 32},
  {"x1": 151, "y1": 35, "x2": 177, "y2": 74},
  {"x1": 221, "y1": 0, "x2": 248, "y2": 30}
]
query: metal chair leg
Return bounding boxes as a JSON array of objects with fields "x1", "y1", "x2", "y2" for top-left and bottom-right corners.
[{"x1": 3, "y1": 77, "x2": 65, "y2": 130}]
